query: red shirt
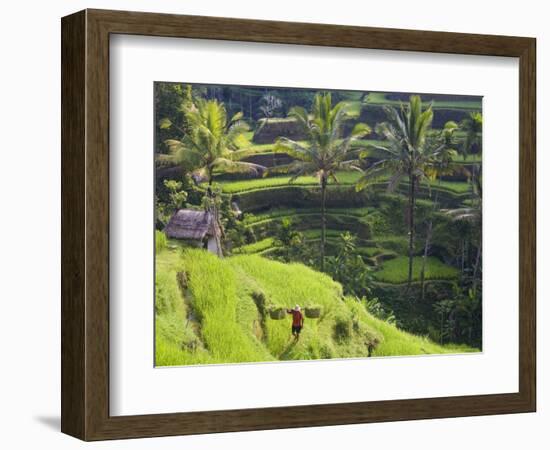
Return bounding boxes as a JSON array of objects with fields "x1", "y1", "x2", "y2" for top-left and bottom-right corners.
[{"x1": 288, "y1": 310, "x2": 303, "y2": 326}]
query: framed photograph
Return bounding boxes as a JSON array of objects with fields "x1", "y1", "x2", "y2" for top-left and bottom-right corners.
[{"x1": 61, "y1": 9, "x2": 536, "y2": 441}]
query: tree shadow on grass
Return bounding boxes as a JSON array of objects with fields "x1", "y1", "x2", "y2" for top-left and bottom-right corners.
[{"x1": 278, "y1": 338, "x2": 299, "y2": 360}]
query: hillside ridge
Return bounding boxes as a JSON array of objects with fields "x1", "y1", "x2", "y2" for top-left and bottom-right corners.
[{"x1": 155, "y1": 248, "x2": 475, "y2": 366}]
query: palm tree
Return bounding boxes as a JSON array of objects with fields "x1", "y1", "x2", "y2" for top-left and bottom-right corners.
[
  {"x1": 356, "y1": 95, "x2": 443, "y2": 289},
  {"x1": 460, "y1": 111, "x2": 483, "y2": 159},
  {"x1": 163, "y1": 99, "x2": 265, "y2": 257},
  {"x1": 274, "y1": 93, "x2": 371, "y2": 270},
  {"x1": 460, "y1": 111, "x2": 483, "y2": 206},
  {"x1": 258, "y1": 92, "x2": 282, "y2": 124},
  {"x1": 427, "y1": 121, "x2": 460, "y2": 180},
  {"x1": 419, "y1": 121, "x2": 460, "y2": 299},
  {"x1": 163, "y1": 98, "x2": 265, "y2": 186}
]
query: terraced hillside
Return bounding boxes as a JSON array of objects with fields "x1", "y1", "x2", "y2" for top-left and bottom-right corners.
[
  {"x1": 155, "y1": 247, "x2": 474, "y2": 366},
  {"x1": 154, "y1": 85, "x2": 483, "y2": 365}
]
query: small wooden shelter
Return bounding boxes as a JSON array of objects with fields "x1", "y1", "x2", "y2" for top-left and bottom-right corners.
[{"x1": 164, "y1": 209, "x2": 223, "y2": 257}]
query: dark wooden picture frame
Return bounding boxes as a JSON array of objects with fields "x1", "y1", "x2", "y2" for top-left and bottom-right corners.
[{"x1": 61, "y1": 9, "x2": 536, "y2": 441}]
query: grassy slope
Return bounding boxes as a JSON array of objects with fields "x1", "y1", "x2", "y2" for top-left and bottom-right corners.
[
  {"x1": 213, "y1": 171, "x2": 470, "y2": 194},
  {"x1": 155, "y1": 248, "x2": 273, "y2": 366},
  {"x1": 216, "y1": 171, "x2": 361, "y2": 193},
  {"x1": 156, "y1": 248, "x2": 474, "y2": 366},
  {"x1": 234, "y1": 237, "x2": 277, "y2": 254},
  {"x1": 373, "y1": 256, "x2": 459, "y2": 283}
]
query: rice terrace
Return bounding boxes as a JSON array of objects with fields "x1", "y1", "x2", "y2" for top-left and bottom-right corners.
[{"x1": 154, "y1": 83, "x2": 483, "y2": 366}]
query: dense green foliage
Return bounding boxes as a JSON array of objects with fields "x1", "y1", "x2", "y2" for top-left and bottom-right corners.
[{"x1": 162, "y1": 97, "x2": 264, "y2": 184}]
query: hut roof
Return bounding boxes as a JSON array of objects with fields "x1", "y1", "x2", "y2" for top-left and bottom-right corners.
[{"x1": 164, "y1": 209, "x2": 218, "y2": 240}]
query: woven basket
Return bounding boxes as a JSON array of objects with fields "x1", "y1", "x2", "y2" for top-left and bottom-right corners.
[
  {"x1": 305, "y1": 307, "x2": 321, "y2": 319},
  {"x1": 268, "y1": 308, "x2": 286, "y2": 320}
]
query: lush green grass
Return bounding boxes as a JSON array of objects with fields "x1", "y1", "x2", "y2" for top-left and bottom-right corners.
[
  {"x1": 451, "y1": 153, "x2": 482, "y2": 163},
  {"x1": 357, "y1": 246, "x2": 384, "y2": 257},
  {"x1": 362, "y1": 312, "x2": 474, "y2": 356},
  {"x1": 155, "y1": 230, "x2": 167, "y2": 253},
  {"x1": 155, "y1": 248, "x2": 215, "y2": 366},
  {"x1": 155, "y1": 248, "x2": 474, "y2": 366},
  {"x1": 234, "y1": 237, "x2": 277, "y2": 254},
  {"x1": 214, "y1": 171, "x2": 362, "y2": 194},
  {"x1": 302, "y1": 229, "x2": 358, "y2": 240},
  {"x1": 234, "y1": 137, "x2": 385, "y2": 159},
  {"x1": 432, "y1": 180, "x2": 472, "y2": 193},
  {"x1": 236, "y1": 142, "x2": 277, "y2": 153},
  {"x1": 213, "y1": 171, "x2": 470, "y2": 195},
  {"x1": 364, "y1": 93, "x2": 482, "y2": 110},
  {"x1": 373, "y1": 256, "x2": 459, "y2": 284},
  {"x1": 155, "y1": 248, "x2": 273, "y2": 366}
]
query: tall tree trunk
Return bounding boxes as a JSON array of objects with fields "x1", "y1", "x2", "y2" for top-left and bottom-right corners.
[
  {"x1": 420, "y1": 221, "x2": 433, "y2": 301},
  {"x1": 320, "y1": 176, "x2": 327, "y2": 271},
  {"x1": 407, "y1": 174, "x2": 416, "y2": 289},
  {"x1": 206, "y1": 165, "x2": 223, "y2": 258},
  {"x1": 420, "y1": 188, "x2": 438, "y2": 300},
  {"x1": 207, "y1": 166, "x2": 214, "y2": 190},
  {"x1": 470, "y1": 164, "x2": 477, "y2": 206},
  {"x1": 461, "y1": 239, "x2": 465, "y2": 276},
  {"x1": 472, "y1": 236, "x2": 482, "y2": 295}
]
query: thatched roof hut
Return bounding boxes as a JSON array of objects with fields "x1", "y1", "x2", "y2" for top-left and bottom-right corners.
[{"x1": 164, "y1": 209, "x2": 223, "y2": 256}]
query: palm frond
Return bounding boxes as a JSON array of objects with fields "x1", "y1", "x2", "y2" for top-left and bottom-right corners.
[
  {"x1": 288, "y1": 106, "x2": 310, "y2": 131},
  {"x1": 225, "y1": 147, "x2": 261, "y2": 161},
  {"x1": 230, "y1": 111, "x2": 244, "y2": 123},
  {"x1": 386, "y1": 170, "x2": 406, "y2": 193},
  {"x1": 350, "y1": 122, "x2": 371, "y2": 138},
  {"x1": 211, "y1": 158, "x2": 265, "y2": 176},
  {"x1": 368, "y1": 143, "x2": 401, "y2": 159},
  {"x1": 274, "y1": 138, "x2": 315, "y2": 161},
  {"x1": 384, "y1": 105, "x2": 408, "y2": 141},
  {"x1": 445, "y1": 208, "x2": 481, "y2": 223},
  {"x1": 355, "y1": 160, "x2": 393, "y2": 191},
  {"x1": 159, "y1": 117, "x2": 173, "y2": 129},
  {"x1": 288, "y1": 161, "x2": 320, "y2": 183},
  {"x1": 165, "y1": 98, "x2": 255, "y2": 181}
]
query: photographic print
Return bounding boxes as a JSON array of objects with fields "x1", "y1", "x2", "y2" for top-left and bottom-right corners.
[{"x1": 154, "y1": 83, "x2": 482, "y2": 367}]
